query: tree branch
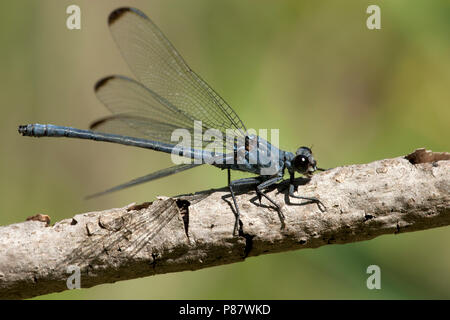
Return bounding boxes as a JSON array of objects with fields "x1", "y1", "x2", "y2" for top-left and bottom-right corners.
[{"x1": 1, "y1": 148, "x2": 449, "y2": 299}]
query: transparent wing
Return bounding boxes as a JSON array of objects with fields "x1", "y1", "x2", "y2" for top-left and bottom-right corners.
[
  {"x1": 93, "y1": 75, "x2": 230, "y2": 148},
  {"x1": 86, "y1": 163, "x2": 201, "y2": 199},
  {"x1": 106, "y1": 7, "x2": 247, "y2": 136}
]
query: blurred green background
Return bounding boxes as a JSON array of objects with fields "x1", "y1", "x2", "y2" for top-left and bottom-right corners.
[{"x1": 1, "y1": 0, "x2": 449, "y2": 299}]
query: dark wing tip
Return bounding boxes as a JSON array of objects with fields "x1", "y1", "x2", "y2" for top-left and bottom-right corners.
[
  {"x1": 94, "y1": 76, "x2": 115, "y2": 92},
  {"x1": 89, "y1": 118, "x2": 105, "y2": 130},
  {"x1": 108, "y1": 7, "x2": 131, "y2": 25},
  {"x1": 89, "y1": 115, "x2": 116, "y2": 130},
  {"x1": 108, "y1": 7, "x2": 147, "y2": 25}
]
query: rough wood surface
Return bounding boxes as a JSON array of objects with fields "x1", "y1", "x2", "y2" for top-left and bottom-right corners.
[{"x1": 0, "y1": 148, "x2": 448, "y2": 299}]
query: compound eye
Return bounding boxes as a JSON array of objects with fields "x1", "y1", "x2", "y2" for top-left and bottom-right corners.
[{"x1": 294, "y1": 155, "x2": 309, "y2": 173}]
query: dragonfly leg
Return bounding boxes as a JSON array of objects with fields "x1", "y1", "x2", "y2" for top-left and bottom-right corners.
[
  {"x1": 228, "y1": 169, "x2": 240, "y2": 236},
  {"x1": 289, "y1": 174, "x2": 326, "y2": 212},
  {"x1": 228, "y1": 170, "x2": 261, "y2": 235},
  {"x1": 256, "y1": 176, "x2": 285, "y2": 229}
]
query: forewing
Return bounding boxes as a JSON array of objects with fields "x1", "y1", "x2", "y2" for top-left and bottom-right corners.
[
  {"x1": 107, "y1": 7, "x2": 247, "y2": 136},
  {"x1": 93, "y1": 75, "x2": 204, "y2": 145}
]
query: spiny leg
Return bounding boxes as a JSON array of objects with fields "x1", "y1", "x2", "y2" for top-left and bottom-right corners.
[
  {"x1": 228, "y1": 169, "x2": 240, "y2": 236},
  {"x1": 228, "y1": 170, "x2": 261, "y2": 235},
  {"x1": 289, "y1": 173, "x2": 326, "y2": 212},
  {"x1": 256, "y1": 176, "x2": 285, "y2": 229}
]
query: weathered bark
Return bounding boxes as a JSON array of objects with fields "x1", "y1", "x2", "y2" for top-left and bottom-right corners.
[{"x1": 0, "y1": 148, "x2": 448, "y2": 299}]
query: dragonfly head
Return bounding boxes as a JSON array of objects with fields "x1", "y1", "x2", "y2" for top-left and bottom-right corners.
[{"x1": 293, "y1": 146, "x2": 317, "y2": 176}]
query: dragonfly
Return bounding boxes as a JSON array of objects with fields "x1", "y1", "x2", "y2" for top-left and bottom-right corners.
[{"x1": 19, "y1": 7, "x2": 325, "y2": 235}]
